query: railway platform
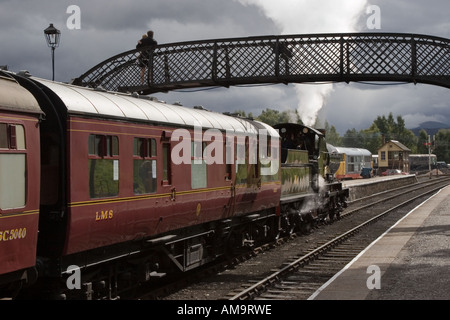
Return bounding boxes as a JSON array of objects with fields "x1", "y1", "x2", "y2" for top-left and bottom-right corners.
[
  {"x1": 341, "y1": 174, "x2": 418, "y2": 201},
  {"x1": 309, "y1": 184, "x2": 450, "y2": 300}
]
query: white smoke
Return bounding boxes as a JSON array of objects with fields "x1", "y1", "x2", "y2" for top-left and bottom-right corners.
[{"x1": 237, "y1": 0, "x2": 368, "y2": 126}]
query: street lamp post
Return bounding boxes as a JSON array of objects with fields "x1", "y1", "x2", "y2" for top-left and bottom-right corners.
[{"x1": 44, "y1": 23, "x2": 61, "y2": 81}]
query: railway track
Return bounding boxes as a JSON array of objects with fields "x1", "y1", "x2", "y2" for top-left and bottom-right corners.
[
  {"x1": 227, "y1": 176, "x2": 450, "y2": 300},
  {"x1": 146, "y1": 176, "x2": 450, "y2": 300}
]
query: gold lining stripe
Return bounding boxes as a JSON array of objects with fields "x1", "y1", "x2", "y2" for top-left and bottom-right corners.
[
  {"x1": 69, "y1": 118, "x2": 175, "y2": 133},
  {"x1": 0, "y1": 209, "x2": 39, "y2": 219},
  {"x1": 70, "y1": 118, "x2": 158, "y2": 130},
  {"x1": 68, "y1": 128, "x2": 161, "y2": 138},
  {"x1": 68, "y1": 185, "x2": 232, "y2": 208},
  {"x1": 68, "y1": 183, "x2": 280, "y2": 208},
  {"x1": 0, "y1": 115, "x2": 39, "y2": 122}
]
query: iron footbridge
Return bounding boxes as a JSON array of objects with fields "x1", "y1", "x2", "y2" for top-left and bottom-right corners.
[{"x1": 72, "y1": 33, "x2": 450, "y2": 94}]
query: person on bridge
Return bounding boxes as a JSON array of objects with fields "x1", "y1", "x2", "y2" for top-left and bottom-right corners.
[{"x1": 136, "y1": 30, "x2": 158, "y2": 85}]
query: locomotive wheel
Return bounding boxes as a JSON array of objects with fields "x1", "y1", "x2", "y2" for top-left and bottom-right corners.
[
  {"x1": 328, "y1": 210, "x2": 336, "y2": 221},
  {"x1": 300, "y1": 221, "x2": 312, "y2": 234},
  {"x1": 290, "y1": 213, "x2": 303, "y2": 235},
  {"x1": 279, "y1": 215, "x2": 295, "y2": 236},
  {"x1": 300, "y1": 213, "x2": 315, "y2": 234}
]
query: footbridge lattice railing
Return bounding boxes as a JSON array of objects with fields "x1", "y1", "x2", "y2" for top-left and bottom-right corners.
[{"x1": 72, "y1": 33, "x2": 450, "y2": 94}]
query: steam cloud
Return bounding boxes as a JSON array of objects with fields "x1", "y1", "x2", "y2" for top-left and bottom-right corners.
[{"x1": 237, "y1": 0, "x2": 368, "y2": 126}]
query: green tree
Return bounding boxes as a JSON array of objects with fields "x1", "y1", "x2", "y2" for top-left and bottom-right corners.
[
  {"x1": 232, "y1": 110, "x2": 247, "y2": 117},
  {"x1": 416, "y1": 129, "x2": 429, "y2": 154},
  {"x1": 374, "y1": 114, "x2": 392, "y2": 141},
  {"x1": 324, "y1": 121, "x2": 342, "y2": 146},
  {"x1": 434, "y1": 129, "x2": 450, "y2": 163},
  {"x1": 256, "y1": 108, "x2": 291, "y2": 126},
  {"x1": 342, "y1": 128, "x2": 361, "y2": 148},
  {"x1": 372, "y1": 113, "x2": 417, "y2": 152},
  {"x1": 360, "y1": 123, "x2": 382, "y2": 154}
]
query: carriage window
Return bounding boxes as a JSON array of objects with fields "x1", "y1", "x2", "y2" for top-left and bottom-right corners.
[
  {"x1": 191, "y1": 141, "x2": 207, "y2": 189},
  {"x1": 0, "y1": 154, "x2": 26, "y2": 209},
  {"x1": 133, "y1": 138, "x2": 157, "y2": 194},
  {"x1": 15, "y1": 125, "x2": 26, "y2": 150},
  {"x1": 261, "y1": 135, "x2": 279, "y2": 182},
  {"x1": 89, "y1": 134, "x2": 118, "y2": 157},
  {"x1": 0, "y1": 123, "x2": 7, "y2": 148},
  {"x1": 0, "y1": 123, "x2": 25, "y2": 150},
  {"x1": 236, "y1": 136, "x2": 248, "y2": 184},
  {"x1": 88, "y1": 134, "x2": 119, "y2": 198},
  {"x1": 0, "y1": 123, "x2": 26, "y2": 209}
]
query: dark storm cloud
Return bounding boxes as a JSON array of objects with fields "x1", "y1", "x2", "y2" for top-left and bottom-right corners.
[
  {"x1": 1, "y1": 0, "x2": 277, "y2": 80},
  {"x1": 317, "y1": 0, "x2": 450, "y2": 132},
  {"x1": 368, "y1": 0, "x2": 450, "y2": 38},
  {"x1": 318, "y1": 83, "x2": 450, "y2": 134},
  {"x1": 0, "y1": 0, "x2": 449, "y2": 133},
  {"x1": 78, "y1": 0, "x2": 269, "y2": 32}
]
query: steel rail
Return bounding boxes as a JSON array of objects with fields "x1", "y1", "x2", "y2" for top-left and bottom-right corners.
[
  {"x1": 343, "y1": 176, "x2": 450, "y2": 216},
  {"x1": 228, "y1": 181, "x2": 450, "y2": 300}
]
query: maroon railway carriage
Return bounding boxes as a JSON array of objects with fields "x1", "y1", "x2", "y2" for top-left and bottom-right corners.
[
  {"x1": 0, "y1": 72, "x2": 42, "y2": 295},
  {"x1": 14, "y1": 76, "x2": 281, "y2": 298}
]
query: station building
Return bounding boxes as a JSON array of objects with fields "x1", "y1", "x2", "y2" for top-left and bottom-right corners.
[{"x1": 377, "y1": 140, "x2": 411, "y2": 173}]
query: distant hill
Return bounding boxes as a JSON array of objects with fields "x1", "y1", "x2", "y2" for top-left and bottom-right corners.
[{"x1": 410, "y1": 121, "x2": 450, "y2": 136}]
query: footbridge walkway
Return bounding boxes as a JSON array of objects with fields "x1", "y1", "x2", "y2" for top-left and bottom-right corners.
[{"x1": 72, "y1": 33, "x2": 450, "y2": 95}]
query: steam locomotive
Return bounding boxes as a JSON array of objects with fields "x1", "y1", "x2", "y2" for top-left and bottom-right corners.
[{"x1": 0, "y1": 70, "x2": 347, "y2": 299}]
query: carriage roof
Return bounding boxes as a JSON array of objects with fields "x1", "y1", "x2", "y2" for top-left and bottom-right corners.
[{"x1": 33, "y1": 78, "x2": 279, "y2": 138}]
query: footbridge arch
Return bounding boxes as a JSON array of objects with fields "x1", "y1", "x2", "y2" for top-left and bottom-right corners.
[{"x1": 72, "y1": 33, "x2": 450, "y2": 94}]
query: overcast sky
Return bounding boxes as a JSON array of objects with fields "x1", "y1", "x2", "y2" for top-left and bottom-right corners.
[{"x1": 1, "y1": 0, "x2": 449, "y2": 134}]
